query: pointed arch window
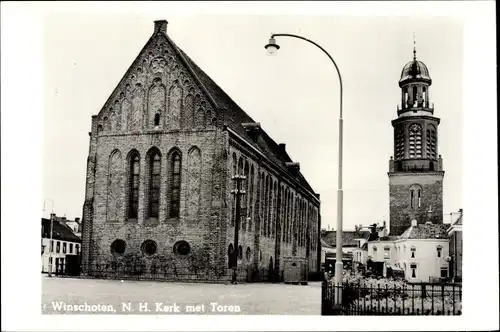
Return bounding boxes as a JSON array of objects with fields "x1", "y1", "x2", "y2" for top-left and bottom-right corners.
[
  {"x1": 148, "y1": 151, "x2": 161, "y2": 218},
  {"x1": 169, "y1": 151, "x2": 182, "y2": 218},
  {"x1": 409, "y1": 124, "x2": 422, "y2": 158},
  {"x1": 237, "y1": 157, "x2": 243, "y2": 230},
  {"x1": 410, "y1": 184, "x2": 422, "y2": 210},
  {"x1": 154, "y1": 113, "x2": 160, "y2": 126},
  {"x1": 128, "y1": 152, "x2": 140, "y2": 219},
  {"x1": 231, "y1": 153, "x2": 237, "y2": 227},
  {"x1": 242, "y1": 161, "x2": 249, "y2": 231},
  {"x1": 249, "y1": 165, "x2": 254, "y2": 232}
]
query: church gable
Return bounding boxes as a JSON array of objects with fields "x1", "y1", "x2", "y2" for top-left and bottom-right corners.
[{"x1": 95, "y1": 22, "x2": 216, "y2": 135}]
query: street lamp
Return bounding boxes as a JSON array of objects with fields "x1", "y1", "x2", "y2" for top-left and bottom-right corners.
[
  {"x1": 265, "y1": 33, "x2": 344, "y2": 304},
  {"x1": 43, "y1": 199, "x2": 55, "y2": 277}
]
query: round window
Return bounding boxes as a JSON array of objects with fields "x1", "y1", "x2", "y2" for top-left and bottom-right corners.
[
  {"x1": 110, "y1": 239, "x2": 126, "y2": 255},
  {"x1": 173, "y1": 241, "x2": 191, "y2": 256},
  {"x1": 141, "y1": 240, "x2": 157, "y2": 256}
]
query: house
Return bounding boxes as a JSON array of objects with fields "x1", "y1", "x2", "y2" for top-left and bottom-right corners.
[
  {"x1": 447, "y1": 209, "x2": 463, "y2": 282},
  {"x1": 41, "y1": 214, "x2": 82, "y2": 273},
  {"x1": 367, "y1": 219, "x2": 450, "y2": 282}
]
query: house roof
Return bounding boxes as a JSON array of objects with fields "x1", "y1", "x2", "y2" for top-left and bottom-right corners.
[
  {"x1": 167, "y1": 35, "x2": 317, "y2": 196},
  {"x1": 399, "y1": 223, "x2": 449, "y2": 240},
  {"x1": 321, "y1": 230, "x2": 360, "y2": 247},
  {"x1": 41, "y1": 218, "x2": 81, "y2": 243},
  {"x1": 321, "y1": 238, "x2": 334, "y2": 249}
]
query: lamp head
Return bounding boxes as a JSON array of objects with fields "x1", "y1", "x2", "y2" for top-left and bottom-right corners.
[{"x1": 265, "y1": 36, "x2": 280, "y2": 56}]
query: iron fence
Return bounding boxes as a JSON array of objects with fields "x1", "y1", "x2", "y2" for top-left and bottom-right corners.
[
  {"x1": 54, "y1": 261, "x2": 274, "y2": 283},
  {"x1": 322, "y1": 281, "x2": 462, "y2": 315}
]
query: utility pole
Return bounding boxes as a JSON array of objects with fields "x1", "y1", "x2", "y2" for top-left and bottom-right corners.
[{"x1": 231, "y1": 174, "x2": 246, "y2": 284}]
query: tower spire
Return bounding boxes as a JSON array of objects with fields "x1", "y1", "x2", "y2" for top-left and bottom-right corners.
[{"x1": 413, "y1": 32, "x2": 417, "y2": 60}]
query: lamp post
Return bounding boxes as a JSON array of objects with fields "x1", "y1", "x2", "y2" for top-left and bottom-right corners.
[
  {"x1": 231, "y1": 174, "x2": 246, "y2": 284},
  {"x1": 43, "y1": 199, "x2": 55, "y2": 277},
  {"x1": 265, "y1": 34, "x2": 344, "y2": 304}
]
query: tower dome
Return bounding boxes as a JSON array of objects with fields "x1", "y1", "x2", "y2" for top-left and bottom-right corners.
[{"x1": 399, "y1": 59, "x2": 432, "y2": 85}]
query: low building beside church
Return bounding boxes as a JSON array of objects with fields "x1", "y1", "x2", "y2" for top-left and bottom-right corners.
[{"x1": 367, "y1": 219, "x2": 450, "y2": 282}]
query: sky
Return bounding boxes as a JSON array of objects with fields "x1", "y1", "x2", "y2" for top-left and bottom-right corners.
[{"x1": 42, "y1": 13, "x2": 464, "y2": 231}]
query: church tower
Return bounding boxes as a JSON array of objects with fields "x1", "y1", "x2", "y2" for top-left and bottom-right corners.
[{"x1": 388, "y1": 45, "x2": 445, "y2": 236}]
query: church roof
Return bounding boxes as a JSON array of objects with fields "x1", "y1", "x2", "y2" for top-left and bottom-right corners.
[
  {"x1": 164, "y1": 30, "x2": 317, "y2": 195},
  {"x1": 399, "y1": 59, "x2": 432, "y2": 84}
]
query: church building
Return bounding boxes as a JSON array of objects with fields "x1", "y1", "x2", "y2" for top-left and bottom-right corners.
[
  {"x1": 80, "y1": 20, "x2": 321, "y2": 281},
  {"x1": 388, "y1": 47, "x2": 445, "y2": 235}
]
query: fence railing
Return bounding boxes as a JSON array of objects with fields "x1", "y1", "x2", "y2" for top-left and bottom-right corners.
[
  {"x1": 322, "y1": 281, "x2": 462, "y2": 315},
  {"x1": 54, "y1": 262, "x2": 275, "y2": 283}
]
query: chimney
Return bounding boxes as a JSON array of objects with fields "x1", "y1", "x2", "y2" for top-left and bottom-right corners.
[
  {"x1": 279, "y1": 143, "x2": 286, "y2": 153},
  {"x1": 154, "y1": 20, "x2": 168, "y2": 34},
  {"x1": 411, "y1": 219, "x2": 417, "y2": 227},
  {"x1": 285, "y1": 162, "x2": 300, "y2": 172},
  {"x1": 75, "y1": 217, "x2": 80, "y2": 223}
]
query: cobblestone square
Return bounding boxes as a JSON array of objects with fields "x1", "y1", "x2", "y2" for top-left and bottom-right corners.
[{"x1": 42, "y1": 275, "x2": 321, "y2": 315}]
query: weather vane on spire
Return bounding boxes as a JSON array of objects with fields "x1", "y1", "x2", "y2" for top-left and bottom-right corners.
[{"x1": 413, "y1": 32, "x2": 417, "y2": 60}]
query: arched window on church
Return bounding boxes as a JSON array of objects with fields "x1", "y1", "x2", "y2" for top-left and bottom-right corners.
[
  {"x1": 237, "y1": 157, "x2": 244, "y2": 230},
  {"x1": 231, "y1": 153, "x2": 237, "y2": 227},
  {"x1": 169, "y1": 150, "x2": 182, "y2": 218},
  {"x1": 396, "y1": 127, "x2": 404, "y2": 160},
  {"x1": 154, "y1": 113, "x2": 160, "y2": 126},
  {"x1": 410, "y1": 184, "x2": 422, "y2": 210},
  {"x1": 242, "y1": 161, "x2": 249, "y2": 231},
  {"x1": 249, "y1": 165, "x2": 254, "y2": 232},
  {"x1": 422, "y1": 87, "x2": 427, "y2": 106},
  {"x1": 148, "y1": 149, "x2": 161, "y2": 218},
  {"x1": 128, "y1": 151, "x2": 140, "y2": 219}
]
